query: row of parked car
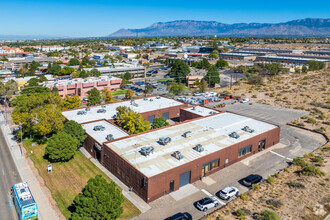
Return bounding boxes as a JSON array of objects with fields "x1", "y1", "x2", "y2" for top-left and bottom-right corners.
[{"x1": 165, "y1": 174, "x2": 263, "y2": 220}]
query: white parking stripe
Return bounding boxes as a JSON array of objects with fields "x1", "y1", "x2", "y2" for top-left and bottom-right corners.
[
  {"x1": 270, "y1": 150, "x2": 293, "y2": 161},
  {"x1": 201, "y1": 189, "x2": 212, "y2": 197}
]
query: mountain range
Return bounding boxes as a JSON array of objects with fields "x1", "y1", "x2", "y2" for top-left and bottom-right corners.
[{"x1": 109, "y1": 18, "x2": 330, "y2": 37}]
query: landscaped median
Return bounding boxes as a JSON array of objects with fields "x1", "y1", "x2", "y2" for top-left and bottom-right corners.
[{"x1": 23, "y1": 139, "x2": 141, "y2": 219}]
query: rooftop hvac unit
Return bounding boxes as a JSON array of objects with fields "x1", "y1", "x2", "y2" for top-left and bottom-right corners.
[
  {"x1": 192, "y1": 106, "x2": 196, "y2": 110},
  {"x1": 230, "y1": 131, "x2": 240, "y2": 139},
  {"x1": 77, "y1": 110, "x2": 87, "y2": 115},
  {"x1": 156, "y1": 96, "x2": 161, "y2": 99},
  {"x1": 183, "y1": 131, "x2": 192, "y2": 138},
  {"x1": 97, "y1": 109, "x2": 106, "y2": 113},
  {"x1": 85, "y1": 107, "x2": 91, "y2": 111},
  {"x1": 193, "y1": 144, "x2": 204, "y2": 152},
  {"x1": 149, "y1": 99, "x2": 153, "y2": 102},
  {"x1": 243, "y1": 126, "x2": 255, "y2": 133},
  {"x1": 93, "y1": 125, "x2": 105, "y2": 131},
  {"x1": 172, "y1": 151, "x2": 183, "y2": 160},
  {"x1": 140, "y1": 146, "x2": 154, "y2": 157},
  {"x1": 101, "y1": 105, "x2": 106, "y2": 108},
  {"x1": 209, "y1": 111, "x2": 217, "y2": 114},
  {"x1": 144, "y1": 98, "x2": 148, "y2": 101},
  {"x1": 159, "y1": 137, "x2": 171, "y2": 145},
  {"x1": 133, "y1": 103, "x2": 139, "y2": 107},
  {"x1": 106, "y1": 134, "x2": 114, "y2": 141}
]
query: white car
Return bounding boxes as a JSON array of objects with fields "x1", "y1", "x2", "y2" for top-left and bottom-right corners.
[
  {"x1": 209, "y1": 92, "x2": 217, "y2": 96},
  {"x1": 196, "y1": 197, "x2": 219, "y2": 211},
  {"x1": 241, "y1": 98, "x2": 249, "y2": 103},
  {"x1": 218, "y1": 186, "x2": 239, "y2": 200},
  {"x1": 193, "y1": 92, "x2": 201, "y2": 96}
]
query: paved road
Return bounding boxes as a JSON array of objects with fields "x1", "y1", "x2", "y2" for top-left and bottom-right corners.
[{"x1": 0, "y1": 127, "x2": 21, "y2": 220}]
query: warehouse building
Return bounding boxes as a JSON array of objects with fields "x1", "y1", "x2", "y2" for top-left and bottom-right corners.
[
  {"x1": 62, "y1": 96, "x2": 280, "y2": 203},
  {"x1": 218, "y1": 53, "x2": 257, "y2": 61}
]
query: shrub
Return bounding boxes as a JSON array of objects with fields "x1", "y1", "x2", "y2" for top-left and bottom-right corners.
[
  {"x1": 240, "y1": 193, "x2": 247, "y2": 200},
  {"x1": 266, "y1": 176, "x2": 275, "y2": 184},
  {"x1": 287, "y1": 181, "x2": 305, "y2": 189},
  {"x1": 283, "y1": 167, "x2": 289, "y2": 172},
  {"x1": 236, "y1": 208, "x2": 246, "y2": 218},
  {"x1": 292, "y1": 157, "x2": 306, "y2": 167},
  {"x1": 252, "y1": 94, "x2": 257, "y2": 98},
  {"x1": 300, "y1": 165, "x2": 326, "y2": 177},
  {"x1": 306, "y1": 117, "x2": 317, "y2": 124},
  {"x1": 274, "y1": 172, "x2": 279, "y2": 178},
  {"x1": 266, "y1": 199, "x2": 283, "y2": 209},
  {"x1": 311, "y1": 156, "x2": 323, "y2": 166},
  {"x1": 254, "y1": 210, "x2": 280, "y2": 220},
  {"x1": 252, "y1": 184, "x2": 260, "y2": 191}
]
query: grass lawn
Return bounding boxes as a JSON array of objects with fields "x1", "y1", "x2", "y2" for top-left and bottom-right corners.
[
  {"x1": 112, "y1": 90, "x2": 127, "y2": 96},
  {"x1": 156, "y1": 78, "x2": 174, "y2": 82},
  {"x1": 24, "y1": 140, "x2": 141, "y2": 219}
]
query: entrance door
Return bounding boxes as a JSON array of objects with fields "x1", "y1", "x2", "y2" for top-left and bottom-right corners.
[
  {"x1": 258, "y1": 139, "x2": 266, "y2": 151},
  {"x1": 179, "y1": 171, "x2": 191, "y2": 187},
  {"x1": 169, "y1": 180, "x2": 174, "y2": 192}
]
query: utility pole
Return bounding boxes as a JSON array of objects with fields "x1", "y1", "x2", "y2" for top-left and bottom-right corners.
[
  {"x1": 4, "y1": 94, "x2": 7, "y2": 125},
  {"x1": 230, "y1": 72, "x2": 233, "y2": 90},
  {"x1": 209, "y1": 72, "x2": 211, "y2": 88},
  {"x1": 19, "y1": 123, "x2": 23, "y2": 155}
]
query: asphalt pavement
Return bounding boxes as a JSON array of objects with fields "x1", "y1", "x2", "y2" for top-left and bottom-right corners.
[{"x1": 0, "y1": 127, "x2": 21, "y2": 220}]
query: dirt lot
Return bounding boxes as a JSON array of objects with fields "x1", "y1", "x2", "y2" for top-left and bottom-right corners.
[
  {"x1": 205, "y1": 143, "x2": 330, "y2": 220},
  {"x1": 214, "y1": 70, "x2": 330, "y2": 137}
]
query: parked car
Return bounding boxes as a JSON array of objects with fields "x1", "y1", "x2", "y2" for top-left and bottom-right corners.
[
  {"x1": 157, "y1": 88, "x2": 164, "y2": 91},
  {"x1": 97, "y1": 109, "x2": 106, "y2": 113},
  {"x1": 196, "y1": 197, "x2": 219, "y2": 211},
  {"x1": 194, "y1": 92, "x2": 201, "y2": 96},
  {"x1": 218, "y1": 187, "x2": 239, "y2": 200},
  {"x1": 242, "y1": 174, "x2": 263, "y2": 187},
  {"x1": 165, "y1": 212, "x2": 192, "y2": 220},
  {"x1": 241, "y1": 98, "x2": 249, "y2": 103}
]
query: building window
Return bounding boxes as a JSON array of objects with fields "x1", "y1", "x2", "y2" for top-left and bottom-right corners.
[
  {"x1": 225, "y1": 158, "x2": 229, "y2": 164},
  {"x1": 238, "y1": 145, "x2": 252, "y2": 157},
  {"x1": 202, "y1": 159, "x2": 220, "y2": 176}
]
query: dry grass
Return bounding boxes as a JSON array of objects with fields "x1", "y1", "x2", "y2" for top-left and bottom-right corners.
[{"x1": 24, "y1": 140, "x2": 141, "y2": 219}]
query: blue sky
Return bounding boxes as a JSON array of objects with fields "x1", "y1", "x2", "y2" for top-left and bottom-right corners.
[{"x1": 0, "y1": 0, "x2": 329, "y2": 37}]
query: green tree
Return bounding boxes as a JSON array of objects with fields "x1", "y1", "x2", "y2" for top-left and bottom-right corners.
[
  {"x1": 48, "y1": 63, "x2": 61, "y2": 75},
  {"x1": 87, "y1": 88, "x2": 101, "y2": 106},
  {"x1": 307, "y1": 60, "x2": 324, "y2": 71},
  {"x1": 102, "y1": 87, "x2": 115, "y2": 103},
  {"x1": 45, "y1": 131, "x2": 78, "y2": 162},
  {"x1": 58, "y1": 66, "x2": 74, "y2": 76},
  {"x1": 215, "y1": 59, "x2": 229, "y2": 69},
  {"x1": 167, "y1": 82, "x2": 186, "y2": 95},
  {"x1": 145, "y1": 84, "x2": 153, "y2": 94},
  {"x1": 82, "y1": 56, "x2": 90, "y2": 66},
  {"x1": 123, "y1": 72, "x2": 132, "y2": 81},
  {"x1": 294, "y1": 67, "x2": 301, "y2": 73},
  {"x1": 205, "y1": 65, "x2": 220, "y2": 87},
  {"x1": 89, "y1": 68, "x2": 101, "y2": 77},
  {"x1": 125, "y1": 89, "x2": 135, "y2": 99},
  {"x1": 62, "y1": 120, "x2": 87, "y2": 146},
  {"x1": 115, "y1": 107, "x2": 150, "y2": 134},
  {"x1": 39, "y1": 75, "x2": 48, "y2": 82},
  {"x1": 116, "y1": 55, "x2": 123, "y2": 62},
  {"x1": 68, "y1": 58, "x2": 80, "y2": 66},
  {"x1": 169, "y1": 59, "x2": 190, "y2": 83},
  {"x1": 152, "y1": 117, "x2": 169, "y2": 129},
  {"x1": 62, "y1": 95, "x2": 81, "y2": 110},
  {"x1": 248, "y1": 74, "x2": 264, "y2": 85},
  {"x1": 200, "y1": 58, "x2": 211, "y2": 70},
  {"x1": 79, "y1": 70, "x2": 89, "y2": 78},
  {"x1": 301, "y1": 65, "x2": 308, "y2": 73},
  {"x1": 208, "y1": 50, "x2": 219, "y2": 59},
  {"x1": 256, "y1": 210, "x2": 280, "y2": 220},
  {"x1": 71, "y1": 175, "x2": 124, "y2": 220}
]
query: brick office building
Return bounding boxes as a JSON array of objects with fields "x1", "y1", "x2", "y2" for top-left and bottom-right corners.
[{"x1": 62, "y1": 96, "x2": 280, "y2": 203}]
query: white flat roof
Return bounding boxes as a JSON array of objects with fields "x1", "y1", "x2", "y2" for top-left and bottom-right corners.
[
  {"x1": 82, "y1": 120, "x2": 128, "y2": 144},
  {"x1": 106, "y1": 112, "x2": 277, "y2": 177},
  {"x1": 184, "y1": 106, "x2": 219, "y2": 116},
  {"x1": 62, "y1": 96, "x2": 184, "y2": 124}
]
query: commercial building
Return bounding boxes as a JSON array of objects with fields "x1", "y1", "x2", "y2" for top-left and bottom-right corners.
[
  {"x1": 44, "y1": 75, "x2": 122, "y2": 98},
  {"x1": 218, "y1": 53, "x2": 257, "y2": 61},
  {"x1": 3, "y1": 57, "x2": 57, "y2": 71},
  {"x1": 186, "y1": 73, "x2": 205, "y2": 88},
  {"x1": 256, "y1": 56, "x2": 330, "y2": 68},
  {"x1": 62, "y1": 97, "x2": 280, "y2": 203}
]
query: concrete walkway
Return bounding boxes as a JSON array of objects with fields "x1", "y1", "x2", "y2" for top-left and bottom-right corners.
[
  {"x1": 0, "y1": 114, "x2": 59, "y2": 220},
  {"x1": 80, "y1": 147, "x2": 151, "y2": 213}
]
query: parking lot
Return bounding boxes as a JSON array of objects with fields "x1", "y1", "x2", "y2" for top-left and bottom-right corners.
[{"x1": 133, "y1": 102, "x2": 326, "y2": 220}]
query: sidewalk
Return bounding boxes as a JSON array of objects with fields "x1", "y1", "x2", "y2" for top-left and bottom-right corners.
[
  {"x1": 0, "y1": 114, "x2": 59, "y2": 220},
  {"x1": 80, "y1": 147, "x2": 151, "y2": 213}
]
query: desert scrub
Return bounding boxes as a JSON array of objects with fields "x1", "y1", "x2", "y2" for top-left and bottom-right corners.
[
  {"x1": 240, "y1": 193, "x2": 247, "y2": 200},
  {"x1": 283, "y1": 167, "x2": 289, "y2": 172},
  {"x1": 254, "y1": 210, "x2": 280, "y2": 220},
  {"x1": 252, "y1": 94, "x2": 257, "y2": 98},
  {"x1": 299, "y1": 165, "x2": 326, "y2": 177},
  {"x1": 292, "y1": 157, "x2": 306, "y2": 167},
  {"x1": 252, "y1": 184, "x2": 260, "y2": 191},
  {"x1": 306, "y1": 117, "x2": 317, "y2": 124},
  {"x1": 287, "y1": 181, "x2": 305, "y2": 189},
  {"x1": 266, "y1": 176, "x2": 275, "y2": 184}
]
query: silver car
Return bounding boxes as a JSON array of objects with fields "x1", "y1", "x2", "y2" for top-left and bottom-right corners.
[{"x1": 218, "y1": 186, "x2": 239, "y2": 200}]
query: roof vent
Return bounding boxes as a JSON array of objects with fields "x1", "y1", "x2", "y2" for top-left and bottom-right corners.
[
  {"x1": 243, "y1": 126, "x2": 255, "y2": 133},
  {"x1": 192, "y1": 106, "x2": 196, "y2": 110},
  {"x1": 144, "y1": 98, "x2": 148, "y2": 101},
  {"x1": 97, "y1": 109, "x2": 106, "y2": 113},
  {"x1": 172, "y1": 151, "x2": 183, "y2": 160},
  {"x1": 193, "y1": 144, "x2": 204, "y2": 152},
  {"x1": 93, "y1": 125, "x2": 105, "y2": 131},
  {"x1": 209, "y1": 111, "x2": 217, "y2": 114},
  {"x1": 101, "y1": 105, "x2": 106, "y2": 108},
  {"x1": 106, "y1": 134, "x2": 114, "y2": 141},
  {"x1": 140, "y1": 146, "x2": 154, "y2": 157},
  {"x1": 183, "y1": 131, "x2": 192, "y2": 138},
  {"x1": 230, "y1": 131, "x2": 240, "y2": 139},
  {"x1": 159, "y1": 137, "x2": 171, "y2": 145},
  {"x1": 149, "y1": 99, "x2": 153, "y2": 102},
  {"x1": 156, "y1": 96, "x2": 161, "y2": 99},
  {"x1": 85, "y1": 107, "x2": 91, "y2": 111},
  {"x1": 77, "y1": 110, "x2": 87, "y2": 115}
]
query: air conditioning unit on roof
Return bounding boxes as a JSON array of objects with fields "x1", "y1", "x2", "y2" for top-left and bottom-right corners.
[
  {"x1": 230, "y1": 131, "x2": 240, "y2": 139},
  {"x1": 193, "y1": 144, "x2": 204, "y2": 152},
  {"x1": 159, "y1": 137, "x2": 171, "y2": 145},
  {"x1": 172, "y1": 151, "x2": 183, "y2": 160},
  {"x1": 140, "y1": 146, "x2": 154, "y2": 157},
  {"x1": 243, "y1": 126, "x2": 255, "y2": 133},
  {"x1": 106, "y1": 134, "x2": 114, "y2": 141}
]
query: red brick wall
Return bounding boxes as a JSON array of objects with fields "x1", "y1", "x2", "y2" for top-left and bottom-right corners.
[
  {"x1": 179, "y1": 108, "x2": 202, "y2": 122},
  {"x1": 146, "y1": 126, "x2": 280, "y2": 202},
  {"x1": 140, "y1": 103, "x2": 188, "y2": 121}
]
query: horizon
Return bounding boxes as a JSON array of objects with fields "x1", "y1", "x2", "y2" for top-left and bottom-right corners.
[{"x1": 1, "y1": 0, "x2": 329, "y2": 38}]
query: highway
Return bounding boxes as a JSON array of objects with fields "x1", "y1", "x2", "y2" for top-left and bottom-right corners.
[{"x1": 0, "y1": 127, "x2": 21, "y2": 220}]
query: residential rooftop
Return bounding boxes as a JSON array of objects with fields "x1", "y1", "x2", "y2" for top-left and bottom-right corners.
[
  {"x1": 106, "y1": 112, "x2": 277, "y2": 177},
  {"x1": 82, "y1": 120, "x2": 129, "y2": 144},
  {"x1": 62, "y1": 96, "x2": 184, "y2": 124}
]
